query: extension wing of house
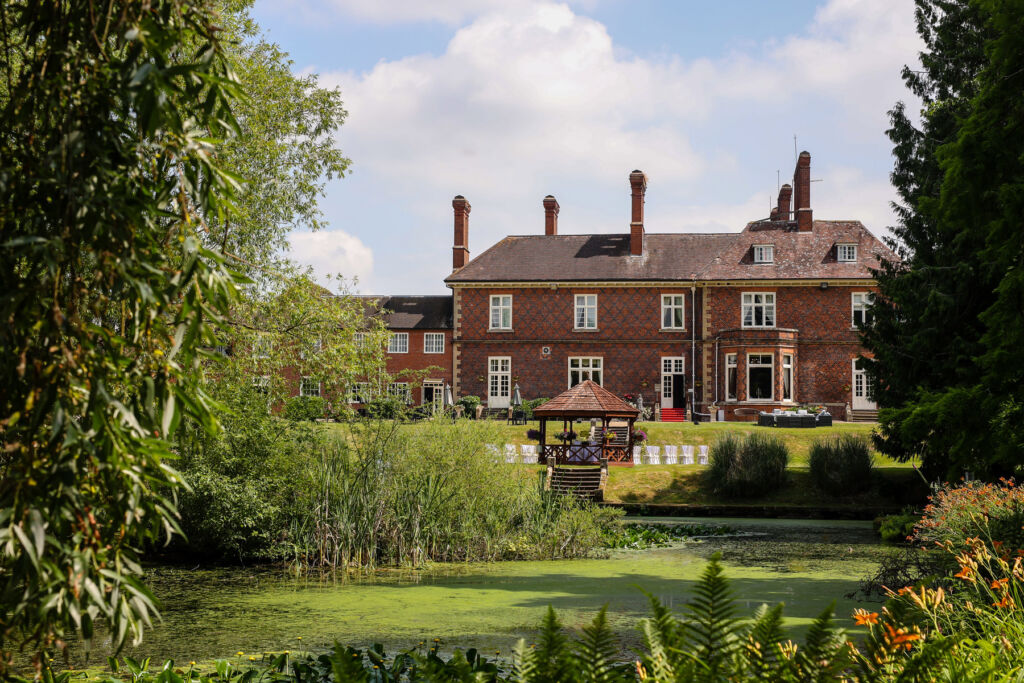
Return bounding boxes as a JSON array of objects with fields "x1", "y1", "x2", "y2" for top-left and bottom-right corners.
[{"x1": 442, "y1": 152, "x2": 896, "y2": 422}]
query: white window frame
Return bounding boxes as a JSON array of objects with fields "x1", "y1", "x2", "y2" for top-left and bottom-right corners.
[
  {"x1": 742, "y1": 292, "x2": 776, "y2": 328},
  {"x1": 388, "y1": 332, "x2": 409, "y2": 354},
  {"x1": 300, "y1": 376, "x2": 321, "y2": 398},
  {"x1": 661, "y1": 294, "x2": 685, "y2": 330},
  {"x1": 782, "y1": 354, "x2": 794, "y2": 402},
  {"x1": 574, "y1": 294, "x2": 598, "y2": 330},
  {"x1": 746, "y1": 354, "x2": 774, "y2": 402},
  {"x1": 253, "y1": 336, "x2": 271, "y2": 359},
  {"x1": 837, "y1": 243, "x2": 858, "y2": 262},
  {"x1": 422, "y1": 380, "x2": 444, "y2": 408},
  {"x1": 387, "y1": 382, "x2": 412, "y2": 404},
  {"x1": 424, "y1": 332, "x2": 445, "y2": 354},
  {"x1": 725, "y1": 354, "x2": 737, "y2": 402},
  {"x1": 252, "y1": 375, "x2": 270, "y2": 394},
  {"x1": 349, "y1": 382, "x2": 371, "y2": 403},
  {"x1": 568, "y1": 356, "x2": 603, "y2": 387},
  {"x1": 489, "y1": 295, "x2": 513, "y2": 330},
  {"x1": 354, "y1": 332, "x2": 366, "y2": 349},
  {"x1": 852, "y1": 292, "x2": 874, "y2": 328},
  {"x1": 753, "y1": 244, "x2": 774, "y2": 264}
]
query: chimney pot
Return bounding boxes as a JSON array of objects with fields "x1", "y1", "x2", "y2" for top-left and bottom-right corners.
[
  {"x1": 629, "y1": 170, "x2": 647, "y2": 256},
  {"x1": 776, "y1": 183, "x2": 793, "y2": 221},
  {"x1": 452, "y1": 195, "x2": 471, "y2": 270},
  {"x1": 793, "y1": 152, "x2": 812, "y2": 232},
  {"x1": 543, "y1": 195, "x2": 560, "y2": 235}
]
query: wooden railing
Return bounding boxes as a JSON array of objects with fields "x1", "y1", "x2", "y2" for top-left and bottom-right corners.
[{"x1": 541, "y1": 443, "x2": 631, "y2": 465}]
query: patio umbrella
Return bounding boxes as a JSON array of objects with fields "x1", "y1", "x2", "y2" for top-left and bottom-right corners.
[
  {"x1": 512, "y1": 383, "x2": 522, "y2": 407},
  {"x1": 443, "y1": 382, "x2": 455, "y2": 422},
  {"x1": 636, "y1": 392, "x2": 644, "y2": 418}
]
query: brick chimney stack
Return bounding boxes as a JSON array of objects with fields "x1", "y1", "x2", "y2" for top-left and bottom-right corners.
[
  {"x1": 543, "y1": 195, "x2": 559, "y2": 236},
  {"x1": 629, "y1": 170, "x2": 647, "y2": 256},
  {"x1": 793, "y1": 152, "x2": 812, "y2": 232},
  {"x1": 777, "y1": 183, "x2": 792, "y2": 221},
  {"x1": 452, "y1": 195, "x2": 471, "y2": 270}
]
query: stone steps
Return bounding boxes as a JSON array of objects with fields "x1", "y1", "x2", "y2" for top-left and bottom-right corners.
[
  {"x1": 547, "y1": 466, "x2": 604, "y2": 502},
  {"x1": 850, "y1": 409, "x2": 879, "y2": 423}
]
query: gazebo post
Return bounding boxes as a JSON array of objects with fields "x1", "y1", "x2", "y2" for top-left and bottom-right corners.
[{"x1": 539, "y1": 418, "x2": 547, "y2": 464}]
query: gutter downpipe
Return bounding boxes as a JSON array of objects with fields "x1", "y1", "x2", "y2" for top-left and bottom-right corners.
[
  {"x1": 714, "y1": 337, "x2": 719, "y2": 406},
  {"x1": 691, "y1": 280, "x2": 697, "y2": 419}
]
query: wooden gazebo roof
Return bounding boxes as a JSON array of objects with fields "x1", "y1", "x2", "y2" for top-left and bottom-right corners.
[{"x1": 532, "y1": 380, "x2": 640, "y2": 419}]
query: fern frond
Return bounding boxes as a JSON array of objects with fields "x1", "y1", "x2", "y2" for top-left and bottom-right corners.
[
  {"x1": 682, "y1": 554, "x2": 741, "y2": 675},
  {"x1": 743, "y1": 603, "x2": 786, "y2": 679},
  {"x1": 794, "y1": 603, "x2": 849, "y2": 682},
  {"x1": 574, "y1": 606, "x2": 628, "y2": 683}
]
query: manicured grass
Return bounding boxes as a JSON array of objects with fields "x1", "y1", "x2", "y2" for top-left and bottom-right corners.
[
  {"x1": 393, "y1": 419, "x2": 904, "y2": 468},
  {"x1": 603, "y1": 466, "x2": 923, "y2": 509}
]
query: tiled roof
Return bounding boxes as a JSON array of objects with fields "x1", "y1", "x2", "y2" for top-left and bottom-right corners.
[
  {"x1": 533, "y1": 380, "x2": 640, "y2": 418},
  {"x1": 445, "y1": 221, "x2": 896, "y2": 284},
  {"x1": 700, "y1": 220, "x2": 897, "y2": 280},
  {"x1": 359, "y1": 295, "x2": 453, "y2": 329},
  {"x1": 445, "y1": 233, "x2": 733, "y2": 283}
]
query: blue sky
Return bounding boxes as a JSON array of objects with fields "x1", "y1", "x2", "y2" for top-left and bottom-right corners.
[{"x1": 252, "y1": 0, "x2": 922, "y2": 295}]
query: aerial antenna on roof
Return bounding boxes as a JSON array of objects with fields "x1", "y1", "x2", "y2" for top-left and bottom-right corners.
[{"x1": 793, "y1": 135, "x2": 798, "y2": 164}]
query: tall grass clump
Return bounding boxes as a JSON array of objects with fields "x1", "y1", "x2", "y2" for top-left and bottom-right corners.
[
  {"x1": 292, "y1": 418, "x2": 620, "y2": 569},
  {"x1": 808, "y1": 434, "x2": 874, "y2": 495},
  {"x1": 704, "y1": 432, "x2": 788, "y2": 498}
]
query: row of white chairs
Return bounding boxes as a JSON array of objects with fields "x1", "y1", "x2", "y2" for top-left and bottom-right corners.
[
  {"x1": 486, "y1": 443, "x2": 707, "y2": 466},
  {"x1": 633, "y1": 444, "x2": 708, "y2": 466}
]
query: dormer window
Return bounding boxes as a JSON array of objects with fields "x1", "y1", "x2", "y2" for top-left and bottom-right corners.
[
  {"x1": 753, "y1": 244, "x2": 774, "y2": 264},
  {"x1": 837, "y1": 244, "x2": 857, "y2": 262}
]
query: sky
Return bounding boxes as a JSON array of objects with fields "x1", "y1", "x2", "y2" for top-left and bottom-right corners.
[{"x1": 251, "y1": 0, "x2": 924, "y2": 295}]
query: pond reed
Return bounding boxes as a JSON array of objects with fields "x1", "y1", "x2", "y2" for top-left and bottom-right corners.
[{"x1": 291, "y1": 419, "x2": 620, "y2": 570}]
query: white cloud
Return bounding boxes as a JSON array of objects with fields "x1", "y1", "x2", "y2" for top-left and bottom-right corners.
[
  {"x1": 288, "y1": 230, "x2": 375, "y2": 291},
  {"x1": 298, "y1": 0, "x2": 919, "y2": 290}
]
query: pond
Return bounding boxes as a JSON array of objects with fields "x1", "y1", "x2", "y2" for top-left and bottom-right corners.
[{"x1": 66, "y1": 518, "x2": 890, "y2": 667}]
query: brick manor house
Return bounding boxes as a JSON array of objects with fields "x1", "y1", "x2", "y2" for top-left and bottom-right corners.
[{"x1": 329, "y1": 152, "x2": 893, "y2": 422}]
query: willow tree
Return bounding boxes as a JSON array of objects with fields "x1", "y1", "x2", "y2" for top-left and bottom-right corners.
[{"x1": 0, "y1": 0, "x2": 243, "y2": 670}]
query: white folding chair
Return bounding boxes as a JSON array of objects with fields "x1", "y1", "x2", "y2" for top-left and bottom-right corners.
[
  {"x1": 697, "y1": 445, "x2": 709, "y2": 465},
  {"x1": 632, "y1": 445, "x2": 643, "y2": 465},
  {"x1": 681, "y1": 445, "x2": 695, "y2": 465},
  {"x1": 645, "y1": 445, "x2": 661, "y2": 465},
  {"x1": 504, "y1": 444, "x2": 518, "y2": 463},
  {"x1": 663, "y1": 445, "x2": 678, "y2": 465},
  {"x1": 485, "y1": 444, "x2": 500, "y2": 458},
  {"x1": 520, "y1": 444, "x2": 537, "y2": 464}
]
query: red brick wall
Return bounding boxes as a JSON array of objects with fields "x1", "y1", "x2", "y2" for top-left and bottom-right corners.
[{"x1": 381, "y1": 328, "x2": 453, "y2": 405}]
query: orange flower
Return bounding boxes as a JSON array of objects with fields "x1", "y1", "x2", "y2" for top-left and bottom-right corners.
[
  {"x1": 853, "y1": 609, "x2": 880, "y2": 626},
  {"x1": 994, "y1": 595, "x2": 1016, "y2": 610},
  {"x1": 991, "y1": 578, "x2": 1010, "y2": 591},
  {"x1": 955, "y1": 566, "x2": 975, "y2": 582}
]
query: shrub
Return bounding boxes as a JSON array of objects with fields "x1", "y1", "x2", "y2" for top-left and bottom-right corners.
[
  {"x1": 283, "y1": 395, "x2": 325, "y2": 421},
  {"x1": 457, "y1": 394, "x2": 481, "y2": 417},
  {"x1": 523, "y1": 397, "x2": 549, "y2": 419},
  {"x1": 704, "y1": 432, "x2": 788, "y2": 498},
  {"x1": 914, "y1": 479, "x2": 1024, "y2": 555},
  {"x1": 875, "y1": 511, "x2": 918, "y2": 544},
  {"x1": 363, "y1": 395, "x2": 406, "y2": 419},
  {"x1": 808, "y1": 434, "x2": 874, "y2": 495}
]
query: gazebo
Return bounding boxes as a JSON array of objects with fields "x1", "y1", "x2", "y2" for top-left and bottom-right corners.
[{"x1": 532, "y1": 380, "x2": 640, "y2": 465}]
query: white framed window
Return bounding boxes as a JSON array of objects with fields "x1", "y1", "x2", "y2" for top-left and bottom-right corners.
[
  {"x1": 746, "y1": 354, "x2": 773, "y2": 401},
  {"x1": 725, "y1": 354, "x2": 737, "y2": 402},
  {"x1": 489, "y1": 295, "x2": 512, "y2": 330},
  {"x1": 661, "y1": 294, "x2": 685, "y2": 329},
  {"x1": 782, "y1": 354, "x2": 794, "y2": 402},
  {"x1": 742, "y1": 292, "x2": 776, "y2": 328},
  {"x1": 300, "y1": 376, "x2": 321, "y2": 398},
  {"x1": 852, "y1": 292, "x2": 874, "y2": 327},
  {"x1": 753, "y1": 244, "x2": 774, "y2": 264},
  {"x1": 424, "y1": 332, "x2": 445, "y2": 354},
  {"x1": 354, "y1": 332, "x2": 366, "y2": 349},
  {"x1": 837, "y1": 244, "x2": 858, "y2": 262},
  {"x1": 252, "y1": 375, "x2": 270, "y2": 394},
  {"x1": 574, "y1": 294, "x2": 597, "y2": 330},
  {"x1": 388, "y1": 332, "x2": 409, "y2": 353},
  {"x1": 299, "y1": 338, "x2": 322, "y2": 360},
  {"x1": 253, "y1": 336, "x2": 271, "y2": 359},
  {"x1": 349, "y1": 382, "x2": 371, "y2": 403},
  {"x1": 568, "y1": 357, "x2": 603, "y2": 387},
  {"x1": 387, "y1": 382, "x2": 412, "y2": 404}
]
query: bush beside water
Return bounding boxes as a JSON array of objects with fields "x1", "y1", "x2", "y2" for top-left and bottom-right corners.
[
  {"x1": 703, "y1": 432, "x2": 788, "y2": 498},
  {"x1": 808, "y1": 434, "x2": 874, "y2": 495}
]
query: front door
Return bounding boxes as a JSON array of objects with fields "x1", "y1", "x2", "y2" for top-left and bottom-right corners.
[
  {"x1": 672, "y1": 374, "x2": 687, "y2": 410},
  {"x1": 422, "y1": 381, "x2": 443, "y2": 412},
  {"x1": 488, "y1": 357, "x2": 511, "y2": 409},
  {"x1": 661, "y1": 357, "x2": 686, "y2": 409},
  {"x1": 852, "y1": 362, "x2": 877, "y2": 410}
]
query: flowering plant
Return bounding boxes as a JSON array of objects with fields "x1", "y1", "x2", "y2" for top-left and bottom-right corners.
[
  {"x1": 623, "y1": 393, "x2": 636, "y2": 402},
  {"x1": 526, "y1": 429, "x2": 542, "y2": 441},
  {"x1": 633, "y1": 429, "x2": 647, "y2": 443},
  {"x1": 556, "y1": 430, "x2": 577, "y2": 442}
]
